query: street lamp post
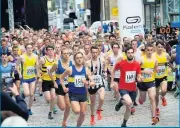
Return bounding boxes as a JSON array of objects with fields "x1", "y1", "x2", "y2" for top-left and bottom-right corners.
[{"x1": 59, "y1": 0, "x2": 64, "y2": 32}]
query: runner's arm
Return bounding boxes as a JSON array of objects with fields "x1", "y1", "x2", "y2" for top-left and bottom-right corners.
[
  {"x1": 102, "y1": 59, "x2": 107, "y2": 73},
  {"x1": 85, "y1": 61, "x2": 91, "y2": 70},
  {"x1": 154, "y1": 60, "x2": 159, "y2": 72},
  {"x1": 106, "y1": 56, "x2": 112, "y2": 72},
  {"x1": 111, "y1": 62, "x2": 120, "y2": 83},
  {"x1": 35, "y1": 56, "x2": 40, "y2": 78},
  {"x1": 38, "y1": 57, "x2": 45, "y2": 69},
  {"x1": 15, "y1": 56, "x2": 22, "y2": 77},
  {"x1": 166, "y1": 53, "x2": 171, "y2": 62},
  {"x1": 60, "y1": 67, "x2": 71, "y2": 89},
  {"x1": 86, "y1": 68, "x2": 95, "y2": 87},
  {"x1": 136, "y1": 63, "x2": 143, "y2": 82},
  {"x1": 49, "y1": 64, "x2": 57, "y2": 84}
]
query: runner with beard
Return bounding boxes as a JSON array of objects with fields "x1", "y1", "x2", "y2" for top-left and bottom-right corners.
[{"x1": 112, "y1": 46, "x2": 142, "y2": 127}]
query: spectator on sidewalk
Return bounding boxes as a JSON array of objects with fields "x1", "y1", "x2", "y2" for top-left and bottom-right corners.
[{"x1": 1, "y1": 84, "x2": 29, "y2": 121}]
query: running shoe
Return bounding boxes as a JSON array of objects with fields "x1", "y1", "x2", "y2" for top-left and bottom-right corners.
[
  {"x1": 131, "y1": 107, "x2": 136, "y2": 115},
  {"x1": 90, "y1": 115, "x2": 95, "y2": 125},
  {"x1": 21, "y1": 93, "x2": 25, "y2": 99},
  {"x1": 121, "y1": 123, "x2": 127, "y2": 127},
  {"x1": 156, "y1": 108, "x2": 160, "y2": 116},
  {"x1": 115, "y1": 98, "x2": 123, "y2": 111},
  {"x1": 96, "y1": 110, "x2": 103, "y2": 120},
  {"x1": 29, "y1": 109, "x2": 33, "y2": 115},
  {"x1": 53, "y1": 107, "x2": 57, "y2": 114},
  {"x1": 87, "y1": 99, "x2": 91, "y2": 105},
  {"x1": 152, "y1": 117, "x2": 159, "y2": 125},
  {"x1": 62, "y1": 121, "x2": 67, "y2": 127},
  {"x1": 133, "y1": 101, "x2": 138, "y2": 106},
  {"x1": 48, "y1": 112, "x2": 54, "y2": 119},
  {"x1": 161, "y1": 97, "x2": 167, "y2": 106},
  {"x1": 174, "y1": 89, "x2": 179, "y2": 98},
  {"x1": 138, "y1": 98, "x2": 144, "y2": 105}
]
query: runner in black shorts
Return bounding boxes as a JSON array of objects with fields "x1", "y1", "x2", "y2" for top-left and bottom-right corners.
[
  {"x1": 138, "y1": 43, "x2": 159, "y2": 125},
  {"x1": 154, "y1": 40, "x2": 170, "y2": 116},
  {"x1": 9, "y1": 46, "x2": 21, "y2": 93},
  {"x1": 39, "y1": 45, "x2": 57, "y2": 120},
  {"x1": 85, "y1": 46, "x2": 106, "y2": 125},
  {"x1": 49, "y1": 47, "x2": 72, "y2": 127}
]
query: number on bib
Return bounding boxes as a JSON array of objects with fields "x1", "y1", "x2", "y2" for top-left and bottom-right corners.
[
  {"x1": 2, "y1": 73, "x2": 11, "y2": 79},
  {"x1": 93, "y1": 75, "x2": 103, "y2": 85},
  {"x1": 27, "y1": 66, "x2": 35, "y2": 75},
  {"x1": 157, "y1": 65, "x2": 166, "y2": 76},
  {"x1": 125, "y1": 71, "x2": 136, "y2": 83},
  {"x1": 64, "y1": 76, "x2": 68, "y2": 85},
  {"x1": 143, "y1": 68, "x2": 153, "y2": 78},
  {"x1": 47, "y1": 66, "x2": 55, "y2": 75},
  {"x1": 74, "y1": 75, "x2": 85, "y2": 87}
]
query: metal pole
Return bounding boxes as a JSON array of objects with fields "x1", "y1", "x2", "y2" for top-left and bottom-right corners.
[
  {"x1": 155, "y1": 3, "x2": 157, "y2": 27},
  {"x1": 8, "y1": 0, "x2": 14, "y2": 31},
  {"x1": 59, "y1": 0, "x2": 63, "y2": 32}
]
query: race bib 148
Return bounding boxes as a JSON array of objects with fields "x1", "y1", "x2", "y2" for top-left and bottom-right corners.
[{"x1": 125, "y1": 71, "x2": 136, "y2": 83}]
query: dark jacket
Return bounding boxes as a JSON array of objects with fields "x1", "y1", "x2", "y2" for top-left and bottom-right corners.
[{"x1": 1, "y1": 92, "x2": 29, "y2": 121}]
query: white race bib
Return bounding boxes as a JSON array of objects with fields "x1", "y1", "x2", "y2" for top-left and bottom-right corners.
[
  {"x1": 157, "y1": 65, "x2": 166, "y2": 76},
  {"x1": 64, "y1": 76, "x2": 68, "y2": 85},
  {"x1": 125, "y1": 71, "x2": 136, "y2": 83},
  {"x1": 93, "y1": 75, "x2": 103, "y2": 87},
  {"x1": 2, "y1": 73, "x2": 11, "y2": 79},
  {"x1": 114, "y1": 70, "x2": 120, "y2": 78},
  {"x1": 47, "y1": 66, "x2": 55, "y2": 75},
  {"x1": 27, "y1": 66, "x2": 35, "y2": 75},
  {"x1": 74, "y1": 75, "x2": 85, "y2": 87},
  {"x1": 143, "y1": 68, "x2": 153, "y2": 79},
  {"x1": 10, "y1": 63, "x2": 16, "y2": 69}
]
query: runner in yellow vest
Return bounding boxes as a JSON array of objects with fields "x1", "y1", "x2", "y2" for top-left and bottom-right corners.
[
  {"x1": 39, "y1": 45, "x2": 58, "y2": 120},
  {"x1": 154, "y1": 40, "x2": 171, "y2": 116},
  {"x1": 138, "y1": 42, "x2": 159, "y2": 125},
  {"x1": 16, "y1": 43, "x2": 40, "y2": 115}
]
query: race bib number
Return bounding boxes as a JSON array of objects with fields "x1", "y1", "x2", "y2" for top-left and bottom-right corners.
[
  {"x1": 177, "y1": 65, "x2": 180, "y2": 70},
  {"x1": 143, "y1": 68, "x2": 153, "y2": 78},
  {"x1": 125, "y1": 71, "x2": 136, "y2": 83},
  {"x1": 177, "y1": 65, "x2": 180, "y2": 76},
  {"x1": 11, "y1": 63, "x2": 16, "y2": 70},
  {"x1": 27, "y1": 66, "x2": 35, "y2": 75},
  {"x1": 47, "y1": 66, "x2": 55, "y2": 75},
  {"x1": 114, "y1": 70, "x2": 120, "y2": 78},
  {"x1": 74, "y1": 75, "x2": 85, "y2": 87},
  {"x1": 2, "y1": 73, "x2": 11, "y2": 79},
  {"x1": 157, "y1": 65, "x2": 166, "y2": 76},
  {"x1": 64, "y1": 76, "x2": 68, "y2": 85},
  {"x1": 93, "y1": 75, "x2": 103, "y2": 88}
]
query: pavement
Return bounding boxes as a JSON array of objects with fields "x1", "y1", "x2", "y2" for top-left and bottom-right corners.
[{"x1": 26, "y1": 89, "x2": 179, "y2": 127}]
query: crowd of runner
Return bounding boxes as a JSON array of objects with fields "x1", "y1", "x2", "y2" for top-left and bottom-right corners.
[{"x1": 0, "y1": 26, "x2": 180, "y2": 127}]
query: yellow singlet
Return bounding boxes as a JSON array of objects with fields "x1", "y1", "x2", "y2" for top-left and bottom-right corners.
[
  {"x1": 41, "y1": 56, "x2": 57, "y2": 81},
  {"x1": 141, "y1": 55, "x2": 156, "y2": 82},
  {"x1": 155, "y1": 52, "x2": 168, "y2": 78},
  {"x1": 22, "y1": 54, "x2": 36, "y2": 79}
]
